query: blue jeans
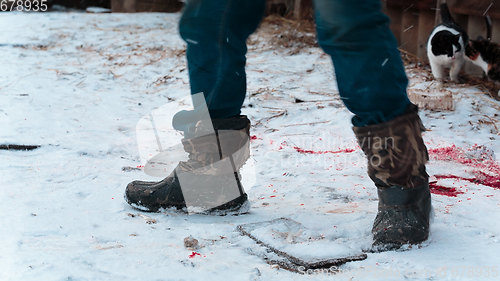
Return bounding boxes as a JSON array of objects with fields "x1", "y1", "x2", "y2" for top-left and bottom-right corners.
[{"x1": 173, "y1": 0, "x2": 411, "y2": 131}]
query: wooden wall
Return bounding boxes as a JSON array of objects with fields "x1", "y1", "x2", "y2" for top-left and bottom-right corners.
[
  {"x1": 111, "y1": 0, "x2": 183, "y2": 13},
  {"x1": 52, "y1": 0, "x2": 111, "y2": 9},
  {"x1": 266, "y1": 0, "x2": 313, "y2": 20},
  {"x1": 108, "y1": 0, "x2": 498, "y2": 77},
  {"x1": 383, "y1": 0, "x2": 441, "y2": 62},
  {"x1": 110, "y1": 0, "x2": 311, "y2": 16}
]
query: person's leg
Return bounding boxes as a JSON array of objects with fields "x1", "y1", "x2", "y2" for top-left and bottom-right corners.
[
  {"x1": 125, "y1": 0, "x2": 266, "y2": 214},
  {"x1": 173, "y1": 0, "x2": 266, "y2": 133},
  {"x1": 313, "y1": 0, "x2": 431, "y2": 249},
  {"x1": 314, "y1": 0, "x2": 411, "y2": 127}
]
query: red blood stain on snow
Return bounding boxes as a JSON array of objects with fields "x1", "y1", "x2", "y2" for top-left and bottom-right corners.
[
  {"x1": 433, "y1": 174, "x2": 500, "y2": 189},
  {"x1": 428, "y1": 145, "x2": 500, "y2": 190},
  {"x1": 188, "y1": 252, "x2": 201, "y2": 258},
  {"x1": 293, "y1": 147, "x2": 355, "y2": 154},
  {"x1": 474, "y1": 171, "x2": 500, "y2": 188},
  {"x1": 429, "y1": 145, "x2": 491, "y2": 165},
  {"x1": 250, "y1": 135, "x2": 258, "y2": 141},
  {"x1": 429, "y1": 181, "x2": 464, "y2": 197}
]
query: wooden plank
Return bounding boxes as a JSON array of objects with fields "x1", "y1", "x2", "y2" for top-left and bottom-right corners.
[
  {"x1": 449, "y1": 0, "x2": 500, "y2": 19},
  {"x1": 465, "y1": 15, "x2": 488, "y2": 76},
  {"x1": 418, "y1": 8, "x2": 436, "y2": 61},
  {"x1": 294, "y1": 0, "x2": 301, "y2": 19},
  {"x1": 39, "y1": 0, "x2": 111, "y2": 9},
  {"x1": 298, "y1": 0, "x2": 313, "y2": 20},
  {"x1": 112, "y1": 0, "x2": 182, "y2": 13},
  {"x1": 453, "y1": 13, "x2": 469, "y2": 32},
  {"x1": 401, "y1": 8, "x2": 420, "y2": 54},
  {"x1": 385, "y1": 0, "x2": 437, "y2": 10},
  {"x1": 468, "y1": 15, "x2": 488, "y2": 40},
  {"x1": 386, "y1": 5, "x2": 403, "y2": 45},
  {"x1": 491, "y1": 18, "x2": 500, "y2": 42},
  {"x1": 111, "y1": 0, "x2": 134, "y2": 12}
]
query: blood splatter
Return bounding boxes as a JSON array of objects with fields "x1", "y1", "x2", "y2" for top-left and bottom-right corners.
[
  {"x1": 429, "y1": 181, "x2": 464, "y2": 197},
  {"x1": 433, "y1": 174, "x2": 500, "y2": 189},
  {"x1": 188, "y1": 252, "x2": 201, "y2": 258},
  {"x1": 293, "y1": 147, "x2": 355, "y2": 154},
  {"x1": 428, "y1": 145, "x2": 500, "y2": 189},
  {"x1": 428, "y1": 145, "x2": 495, "y2": 165},
  {"x1": 475, "y1": 171, "x2": 500, "y2": 188}
]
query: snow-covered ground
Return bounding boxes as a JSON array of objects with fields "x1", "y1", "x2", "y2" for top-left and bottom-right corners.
[{"x1": 1, "y1": 11, "x2": 500, "y2": 281}]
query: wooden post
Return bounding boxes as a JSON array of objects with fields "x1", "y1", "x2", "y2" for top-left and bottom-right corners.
[
  {"x1": 386, "y1": 5, "x2": 403, "y2": 45},
  {"x1": 453, "y1": 13, "x2": 469, "y2": 31},
  {"x1": 465, "y1": 15, "x2": 488, "y2": 76},
  {"x1": 468, "y1": 15, "x2": 488, "y2": 38},
  {"x1": 294, "y1": 0, "x2": 301, "y2": 19},
  {"x1": 401, "y1": 8, "x2": 420, "y2": 54},
  {"x1": 418, "y1": 9, "x2": 437, "y2": 61},
  {"x1": 111, "y1": 0, "x2": 135, "y2": 12},
  {"x1": 491, "y1": 18, "x2": 500, "y2": 42}
]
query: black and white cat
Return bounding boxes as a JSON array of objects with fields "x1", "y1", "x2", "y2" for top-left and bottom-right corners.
[{"x1": 427, "y1": 3, "x2": 468, "y2": 85}]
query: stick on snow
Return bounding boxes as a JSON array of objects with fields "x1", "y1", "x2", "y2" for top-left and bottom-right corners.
[{"x1": 0, "y1": 144, "x2": 41, "y2": 151}]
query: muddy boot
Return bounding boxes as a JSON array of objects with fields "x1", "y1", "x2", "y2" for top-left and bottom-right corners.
[
  {"x1": 353, "y1": 104, "x2": 431, "y2": 250},
  {"x1": 125, "y1": 115, "x2": 251, "y2": 215}
]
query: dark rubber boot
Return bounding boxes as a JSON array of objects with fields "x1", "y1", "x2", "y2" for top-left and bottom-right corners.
[
  {"x1": 125, "y1": 116, "x2": 251, "y2": 215},
  {"x1": 353, "y1": 104, "x2": 431, "y2": 250}
]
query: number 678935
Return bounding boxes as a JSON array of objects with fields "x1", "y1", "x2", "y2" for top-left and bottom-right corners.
[{"x1": 1, "y1": 0, "x2": 48, "y2": 12}]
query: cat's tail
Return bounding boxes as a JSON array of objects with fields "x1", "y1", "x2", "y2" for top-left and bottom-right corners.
[{"x1": 440, "y1": 3, "x2": 455, "y2": 23}]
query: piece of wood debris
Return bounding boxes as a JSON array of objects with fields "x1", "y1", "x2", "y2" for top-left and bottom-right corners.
[
  {"x1": 127, "y1": 213, "x2": 157, "y2": 224},
  {"x1": 122, "y1": 166, "x2": 142, "y2": 172},
  {"x1": 95, "y1": 244, "x2": 123, "y2": 250},
  {"x1": 183, "y1": 235, "x2": 199, "y2": 250},
  {"x1": 0, "y1": 144, "x2": 40, "y2": 151},
  {"x1": 137, "y1": 213, "x2": 157, "y2": 224}
]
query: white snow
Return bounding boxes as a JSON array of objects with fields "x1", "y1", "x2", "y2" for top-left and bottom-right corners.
[
  {"x1": 1, "y1": 11, "x2": 500, "y2": 281},
  {"x1": 85, "y1": 7, "x2": 112, "y2": 14}
]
